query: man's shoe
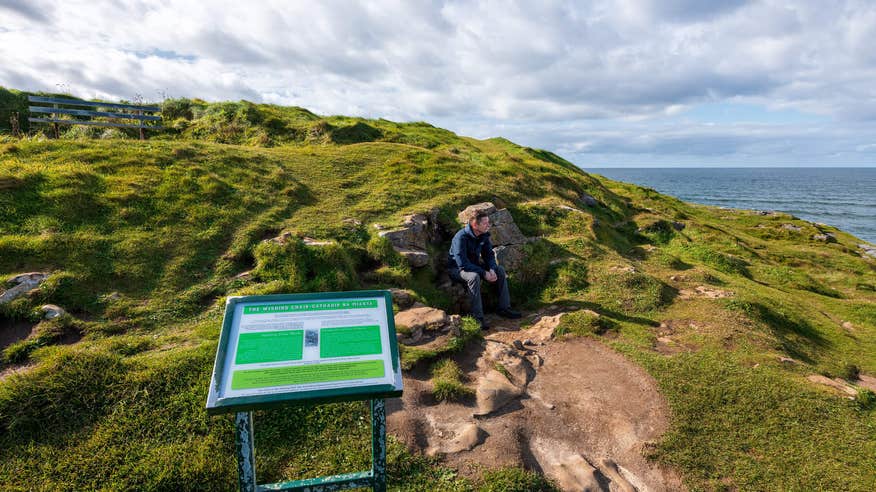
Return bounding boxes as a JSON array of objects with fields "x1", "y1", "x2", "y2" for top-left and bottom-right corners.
[{"x1": 497, "y1": 308, "x2": 522, "y2": 319}]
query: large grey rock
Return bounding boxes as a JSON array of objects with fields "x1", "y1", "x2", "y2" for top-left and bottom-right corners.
[
  {"x1": 493, "y1": 244, "x2": 526, "y2": 271},
  {"x1": 378, "y1": 213, "x2": 433, "y2": 268},
  {"x1": 489, "y1": 222, "x2": 527, "y2": 246},
  {"x1": 0, "y1": 272, "x2": 48, "y2": 305},
  {"x1": 858, "y1": 244, "x2": 876, "y2": 259},
  {"x1": 397, "y1": 249, "x2": 430, "y2": 268},
  {"x1": 458, "y1": 203, "x2": 498, "y2": 224}
]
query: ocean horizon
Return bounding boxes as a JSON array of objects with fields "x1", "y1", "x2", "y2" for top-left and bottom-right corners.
[{"x1": 587, "y1": 167, "x2": 876, "y2": 244}]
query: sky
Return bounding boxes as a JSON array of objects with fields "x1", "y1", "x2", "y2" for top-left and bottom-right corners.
[{"x1": 1, "y1": 0, "x2": 875, "y2": 168}]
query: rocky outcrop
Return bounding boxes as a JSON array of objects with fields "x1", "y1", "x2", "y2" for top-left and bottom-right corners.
[
  {"x1": 378, "y1": 211, "x2": 441, "y2": 268},
  {"x1": 812, "y1": 232, "x2": 836, "y2": 243},
  {"x1": 0, "y1": 272, "x2": 49, "y2": 305},
  {"x1": 394, "y1": 305, "x2": 461, "y2": 345},
  {"x1": 457, "y1": 202, "x2": 530, "y2": 271},
  {"x1": 858, "y1": 243, "x2": 876, "y2": 259}
]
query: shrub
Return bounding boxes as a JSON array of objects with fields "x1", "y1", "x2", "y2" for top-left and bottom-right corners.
[
  {"x1": 855, "y1": 389, "x2": 876, "y2": 411},
  {"x1": 252, "y1": 238, "x2": 359, "y2": 293},
  {"x1": 592, "y1": 270, "x2": 671, "y2": 313},
  {"x1": 841, "y1": 363, "x2": 861, "y2": 381}
]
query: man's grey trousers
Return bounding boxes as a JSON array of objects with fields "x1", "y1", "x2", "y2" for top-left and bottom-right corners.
[{"x1": 450, "y1": 265, "x2": 511, "y2": 322}]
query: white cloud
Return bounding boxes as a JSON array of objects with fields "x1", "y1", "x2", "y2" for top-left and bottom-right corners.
[{"x1": 0, "y1": 0, "x2": 874, "y2": 166}]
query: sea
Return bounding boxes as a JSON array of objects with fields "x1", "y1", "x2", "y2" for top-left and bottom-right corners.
[{"x1": 587, "y1": 167, "x2": 876, "y2": 245}]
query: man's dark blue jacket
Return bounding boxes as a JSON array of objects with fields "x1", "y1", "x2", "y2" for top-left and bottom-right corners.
[{"x1": 447, "y1": 224, "x2": 498, "y2": 278}]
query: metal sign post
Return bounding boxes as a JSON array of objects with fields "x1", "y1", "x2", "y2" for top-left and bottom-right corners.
[
  {"x1": 206, "y1": 291, "x2": 402, "y2": 492},
  {"x1": 233, "y1": 399, "x2": 387, "y2": 492}
]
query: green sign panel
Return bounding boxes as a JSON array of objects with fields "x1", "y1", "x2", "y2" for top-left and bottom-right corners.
[{"x1": 206, "y1": 291, "x2": 403, "y2": 414}]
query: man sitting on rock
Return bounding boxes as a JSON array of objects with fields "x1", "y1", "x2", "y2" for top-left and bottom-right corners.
[{"x1": 448, "y1": 210, "x2": 521, "y2": 329}]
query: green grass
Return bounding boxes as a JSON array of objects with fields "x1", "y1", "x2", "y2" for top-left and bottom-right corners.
[
  {"x1": 1, "y1": 91, "x2": 875, "y2": 490},
  {"x1": 431, "y1": 359, "x2": 474, "y2": 402}
]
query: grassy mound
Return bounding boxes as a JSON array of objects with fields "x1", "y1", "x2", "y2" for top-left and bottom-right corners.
[{"x1": 1, "y1": 91, "x2": 875, "y2": 490}]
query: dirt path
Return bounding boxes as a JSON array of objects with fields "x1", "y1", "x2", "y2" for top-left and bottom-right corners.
[{"x1": 387, "y1": 315, "x2": 683, "y2": 491}]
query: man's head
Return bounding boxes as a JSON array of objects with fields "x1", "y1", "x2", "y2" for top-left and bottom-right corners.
[{"x1": 469, "y1": 211, "x2": 491, "y2": 236}]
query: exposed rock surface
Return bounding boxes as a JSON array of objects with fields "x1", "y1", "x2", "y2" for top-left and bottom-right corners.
[
  {"x1": 456, "y1": 202, "x2": 530, "y2": 271},
  {"x1": 425, "y1": 421, "x2": 486, "y2": 456},
  {"x1": 387, "y1": 306, "x2": 682, "y2": 491},
  {"x1": 40, "y1": 304, "x2": 66, "y2": 320},
  {"x1": 812, "y1": 233, "x2": 836, "y2": 243},
  {"x1": 473, "y1": 369, "x2": 524, "y2": 416},
  {"x1": 678, "y1": 285, "x2": 734, "y2": 299},
  {"x1": 806, "y1": 374, "x2": 858, "y2": 396},
  {"x1": 395, "y1": 306, "x2": 448, "y2": 332},
  {"x1": 859, "y1": 244, "x2": 876, "y2": 259},
  {"x1": 0, "y1": 272, "x2": 49, "y2": 305},
  {"x1": 394, "y1": 306, "x2": 461, "y2": 346},
  {"x1": 378, "y1": 213, "x2": 437, "y2": 268},
  {"x1": 388, "y1": 288, "x2": 416, "y2": 309}
]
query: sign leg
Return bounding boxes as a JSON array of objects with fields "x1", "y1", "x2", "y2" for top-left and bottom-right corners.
[
  {"x1": 371, "y1": 399, "x2": 387, "y2": 492},
  {"x1": 235, "y1": 411, "x2": 257, "y2": 492}
]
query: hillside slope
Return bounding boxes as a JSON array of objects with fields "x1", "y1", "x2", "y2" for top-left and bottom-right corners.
[{"x1": 1, "y1": 96, "x2": 875, "y2": 491}]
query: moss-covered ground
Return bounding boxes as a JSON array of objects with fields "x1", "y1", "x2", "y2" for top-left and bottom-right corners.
[{"x1": 1, "y1": 91, "x2": 874, "y2": 490}]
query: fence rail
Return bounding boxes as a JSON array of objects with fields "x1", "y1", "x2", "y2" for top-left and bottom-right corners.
[{"x1": 27, "y1": 95, "x2": 162, "y2": 139}]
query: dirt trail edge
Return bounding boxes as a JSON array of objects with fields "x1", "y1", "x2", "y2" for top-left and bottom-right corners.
[{"x1": 387, "y1": 316, "x2": 684, "y2": 492}]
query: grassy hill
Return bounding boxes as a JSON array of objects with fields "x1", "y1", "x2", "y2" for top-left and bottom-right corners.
[{"x1": 1, "y1": 91, "x2": 875, "y2": 490}]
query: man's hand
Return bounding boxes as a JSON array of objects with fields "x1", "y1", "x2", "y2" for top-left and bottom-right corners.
[{"x1": 485, "y1": 270, "x2": 498, "y2": 283}]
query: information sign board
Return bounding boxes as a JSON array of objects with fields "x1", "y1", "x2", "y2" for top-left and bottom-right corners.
[{"x1": 207, "y1": 291, "x2": 402, "y2": 414}]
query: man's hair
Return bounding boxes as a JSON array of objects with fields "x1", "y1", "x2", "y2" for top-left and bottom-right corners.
[{"x1": 469, "y1": 210, "x2": 490, "y2": 224}]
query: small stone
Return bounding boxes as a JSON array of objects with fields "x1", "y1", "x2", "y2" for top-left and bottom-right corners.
[
  {"x1": 40, "y1": 304, "x2": 66, "y2": 319},
  {"x1": 512, "y1": 340, "x2": 525, "y2": 351},
  {"x1": 671, "y1": 221, "x2": 685, "y2": 231},
  {"x1": 779, "y1": 356, "x2": 798, "y2": 364},
  {"x1": 301, "y1": 237, "x2": 334, "y2": 247},
  {"x1": 842, "y1": 321, "x2": 854, "y2": 331},
  {"x1": 447, "y1": 314, "x2": 462, "y2": 336},
  {"x1": 523, "y1": 338, "x2": 534, "y2": 346},
  {"x1": 782, "y1": 223, "x2": 802, "y2": 232},
  {"x1": 580, "y1": 193, "x2": 599, "y2": 207},
  {"x1": 812, "y1": 233, "x2": 836, "y2": 243}
]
